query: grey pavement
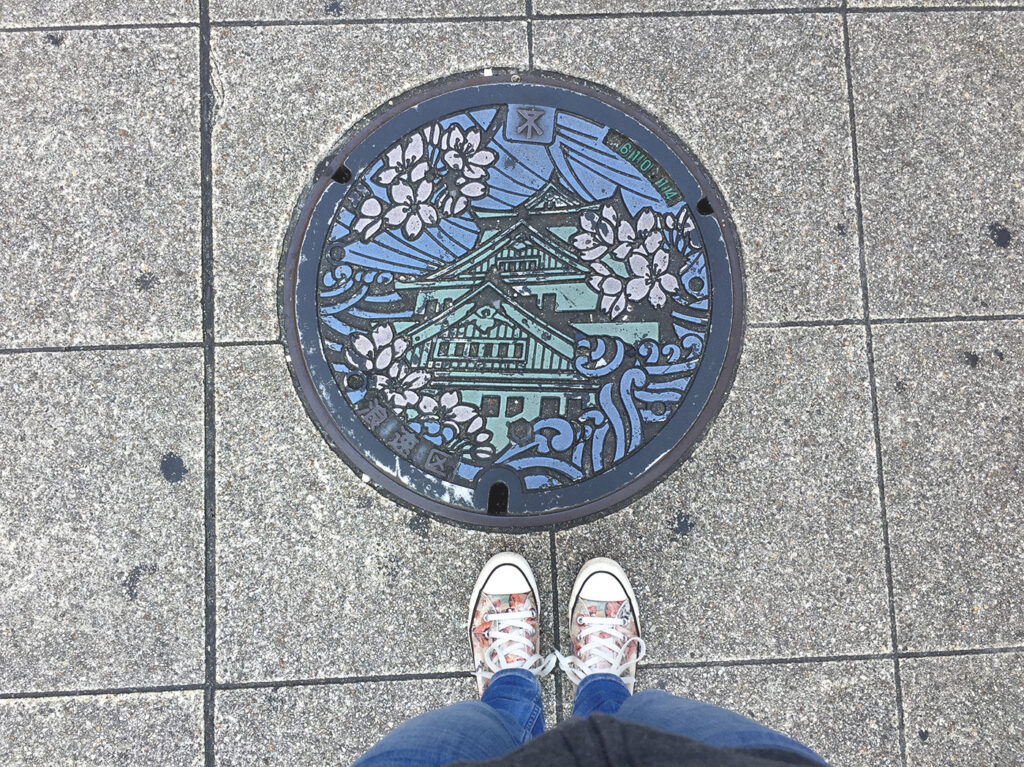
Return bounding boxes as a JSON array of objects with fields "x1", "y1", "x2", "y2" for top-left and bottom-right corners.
[{"x1": 1, "y1": 4, "x2": 1022, "y2": 767}]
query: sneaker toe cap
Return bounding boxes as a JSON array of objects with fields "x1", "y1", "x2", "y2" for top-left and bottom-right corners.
[
  {"x1": 484, "y1": 563, "x2": 531, "y2": 595},
  {"x1": 579, "y1": 571, "x2": 627, "y2": 601}
]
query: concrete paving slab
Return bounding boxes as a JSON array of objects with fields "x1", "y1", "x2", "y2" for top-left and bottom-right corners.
[
  {"x1": 215, "y1": 344, "x2": 552, "y2": 682},
  {"x1": 873, "y1": 321, "x2": 1024, "y2": 651},
  {"x1": 0, "y1": 691, "x2": 203, "y2": 766},
  {"x1": 210, "y1": 23, "x2": 528, "y2": 342},
  {"x1": 533, "y1": 14, "x2": 862, "y2": 324},
  {"x1": 636, "y1": 660, "x2": 901, "y2": 767},
  {"x1": 0, "y1": 29, "x2": 201, "y2": 348},
  {"x1": 555, "y1": 325, "x2": 891, "y2": 661},
  {"x1": 0, "y1": 1, "x2": 197, "y2": 27},
  {"x1": 850, "y1": 13, "x2": 1024, "y2": 318},
  {"x1": 0, "y1": 350, "x2": 204, "y2": 693},
  {"x1": 210, "y1": 0, "x2": 524, "y2": 22},
  {"x1": 217, "y1": 676, "x2": 562, "y2": 764},
  {"x1": 902, "y1": 652, "x2": 1023, "y2": 767}
]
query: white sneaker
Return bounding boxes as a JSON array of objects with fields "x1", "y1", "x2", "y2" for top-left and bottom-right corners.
[
  {"x1": 557, "y1": 557, "x2": 646, "y2": 693},
  {"x1": 468, "y1": 552, "x2": 556, "y2": 696}
]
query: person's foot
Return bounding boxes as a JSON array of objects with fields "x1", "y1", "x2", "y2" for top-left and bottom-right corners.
[
  {"x1": 469, "y1": 552, "x2": 555, "y2": 695},
  {"x1": 558, "y1": 557, "x2": 646, "y2": 693}
]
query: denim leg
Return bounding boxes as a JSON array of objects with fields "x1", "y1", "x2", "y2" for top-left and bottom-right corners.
[
  {"x1": 614, "y1": 689, "x2": 831, "y2": 767},
  {"x1": 571, "y1": 673, "x2": 632, "y2": 717},
  {"x1": 351, "y1": 669, "x2": 545, "y2": 767}
]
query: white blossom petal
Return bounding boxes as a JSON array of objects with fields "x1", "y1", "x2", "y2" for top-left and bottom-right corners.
[
  {"x1": 392, "y1": 182, "x2": 414, "y2": 205},
  {"x1": 659, "y1": 273, "x2": 680, "y2": 294},
  {"x1": 626, "y1": 277, "x2": 650, "y2": 301},
  {"x1": 468, "y1": 148, "x2": 496, "y2": 167},
  {"x1": 648, "y1": 283, "x2": 667, "y2": 308},
  {"x1": 628, "y1": 253, "x2": 651, "y2": 280},
  {"x1": 384, "y1": 144, "x2": 403, "y2": 168},
  {"x1": 405, "y1": 133, "x2": 424, "y2": 163},
  {"x1": 392, "y1": 338, "x2": 408, "y2": 358},
  {"x1": 652, "y1": 249, "x2": 669, "y2": 274},
  {"x1": 459, "y1": 181, "x2": 486, "y2": 199},
  {"x1": 360, "y1": 197, "x2": 382, "y2": 217},
  {"x1": 371, "y1": 325, "x2": 393, "y2": 348},
  {"x1": 404, "y1": 214, "x2": 423, "y2": 239},
  {"x1": 384, "y1": 205, "x2": 409, "y2": 227},
  {"x1": 637, "y1": 209, "x2": 656, "y2": 232},
  {"x1": 440, "y1": 391, "x2": 458, "y2": 409},
  {"x1": 414, "y1": 179, "x2": 432, "y2": 203},
  {"x1": 353, "y1": 335, "x2": 374, "y2": 358},
  {"x1": 451, "y1": 405, "x2": 475, "y2": 423},
  {"x1": 419, "y1": 205, "x2": 438, "y2": 226}
]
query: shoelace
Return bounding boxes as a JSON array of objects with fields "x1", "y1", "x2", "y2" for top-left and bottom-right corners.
[
  {"x1": 555, "y1": 614, "x2": 647, "y2": 686},
  {"x1": 475, "y1": 608, "x2": 557, "y2": 685}
]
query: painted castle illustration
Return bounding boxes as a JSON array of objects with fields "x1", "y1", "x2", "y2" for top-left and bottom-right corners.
[{"x1": 393, "y1": 175, "x2": 657, "y2": 451}]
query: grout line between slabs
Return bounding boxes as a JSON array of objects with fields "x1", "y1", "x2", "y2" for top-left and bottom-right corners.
[
  {"x1": 199, "y1": 0, "x2": 217, "y2": 764},
  {"x1": 6, "y1": 646, "x2": 1022, "y2": 701},
  {"x1": 4, "y1": 5, "x2": 1024, "y2": 35},
  {"x1": 548, "y1": 530, "x2": 565, "y2": 722},
  {"x1": 841, "y1": 5, "x2": 907, "y2": 765},
  {"x1": 526, "y1": 0, "x2": 535, "y2": 71},
  {"x1": 3, "y1": 313, "x2": 1019, "y2": 359}
]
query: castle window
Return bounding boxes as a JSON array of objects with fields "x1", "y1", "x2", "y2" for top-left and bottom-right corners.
[
  {"x1": 506, "y1": 397, "x2": 524, "y2": 417},
  {"x1": 540, "y1": 397, "x2": 559, "y2": 418},
  {"x1": 480, "y1": 396, "x2": 501, "y2": 417}
]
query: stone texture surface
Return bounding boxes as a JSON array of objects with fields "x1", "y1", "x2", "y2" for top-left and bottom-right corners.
[
  {"x1": 637, "y1": 660, "x2": 901, "y2": 767},
  {"x1": 210, "y1": 0, "x2": 523, "y2": 22},
  {"x1": 0, "y1": 691, "x2": 203, "y2": 766},
  {"x1": 215, "y1": 344, "x2": 552, "y2": 682},
  {"x1": 211, "y1": 23, "x2": 528, "y2": 342},
  {"x1": 873, "y1": 322, "x2": 1024, "y2": 651},
  {"x1": 0, "y1": 1, "x2": 197, "y2": 26},
  {"x1": 902, "y1": 653, "x2": 1024, "y2": 767},
  {"x1": 0, "y1": 29, "x2": 201, "y2": 348},
  {"x1": 0, "y1": 350, "x2": 204, "y2": 693},
  {"x1": 851, "y1": 13, "x2": 1024, "y2": 318},
  {"x1": 555, "y1": 326, "x2": 891, "y2": 662},
  {"x1": 534, "y1": 15, "x2": 861, "y2": 324}
]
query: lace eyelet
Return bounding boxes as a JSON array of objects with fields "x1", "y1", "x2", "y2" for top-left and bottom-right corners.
[{"x1": 576, "y1": 616, "x2": 585, "y2": 625}]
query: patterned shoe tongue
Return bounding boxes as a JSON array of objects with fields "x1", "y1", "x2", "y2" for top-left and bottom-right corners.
[{"x1": 576, "y1": 598, "x2": 633, "y2": 670}]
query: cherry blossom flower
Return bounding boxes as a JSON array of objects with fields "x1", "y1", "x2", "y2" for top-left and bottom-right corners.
[
  {"x1": 613, "y1": 207, "x2": 662, "y2": 261},
  {"x1": 586, "y1": 261, "x2": 628, "y2": 319},
  {"x1": 348, "y1": 324, "x2": 407, "y2": 375},
  {"x1": 571, "y1": 204, "x2": 619, "y2": 262},
  {"x1": 414, "y1": 391, "x2": 494, "y2": 461},
  {"x1": 625, "y1": 250, "x2": 680, "y2": 309},
  {"x1": 441, "y1": 125, "x2": 497, "y2": 180},
  {"x1": 374, "y1": 133, "x2": 429, "y2": 187},
  {"x1": 439, "y1": 176, "x2": 488, "y2": 216},
  {"x1": 384, "y1": 179, "x2": 438, "y2": 240},
  {"x1": 352, "y1": 196, "x2": 385, "y2": 241},
  {"x1": 383, "y1": 366, "x2": 430, "y2": 409},
  {"x1": 419, "y1": 390, "x2": 476, "y2": 425}
]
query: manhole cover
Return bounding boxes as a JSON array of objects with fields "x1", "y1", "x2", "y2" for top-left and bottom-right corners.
[{"x1": 280, "y1": 71, "x2": 743, "y2": 528}]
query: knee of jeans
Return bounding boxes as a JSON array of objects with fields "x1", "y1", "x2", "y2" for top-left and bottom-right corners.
[{"x1": 353, "y1": 700, "x2": 521, "y2": 766}]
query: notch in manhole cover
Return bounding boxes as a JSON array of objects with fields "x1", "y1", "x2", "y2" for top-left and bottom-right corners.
[{"x1": 280, "y1": 70, "x2": 744, "y2": 529}]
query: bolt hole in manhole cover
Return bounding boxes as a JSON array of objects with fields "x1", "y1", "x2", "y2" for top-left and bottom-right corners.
[{"x1": 280, "y1": 70, "x2": 744, "y2": 529}]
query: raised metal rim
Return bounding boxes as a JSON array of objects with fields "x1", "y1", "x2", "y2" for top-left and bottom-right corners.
[{"x1": 279, "y1": 68, "x2": 746, "y2": 531}]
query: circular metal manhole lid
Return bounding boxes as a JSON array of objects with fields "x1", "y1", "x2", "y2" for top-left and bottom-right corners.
[{"x1": 280, "y1": 70, "x2": 744, "y2": 528}]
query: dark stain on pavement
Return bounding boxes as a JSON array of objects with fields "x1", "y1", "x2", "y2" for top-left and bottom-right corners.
[
  {"x1": 160, "y1": 452, "x2": 188, "y2": 483},
  {"x1": 123, "y1": 563, "x2": 158, "y2": 601},
  {"x1": 987, "y1": 222, "x2": 1012, "y2": 248}
]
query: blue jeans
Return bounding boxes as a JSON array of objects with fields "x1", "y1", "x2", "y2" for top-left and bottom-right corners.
[{"x1": 352, "y1": 669, "x2": 830, "y2": 766}]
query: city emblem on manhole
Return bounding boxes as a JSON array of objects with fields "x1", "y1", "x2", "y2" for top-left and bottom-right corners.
[{"x1": 281, "y1": 72, "x2": 744, "y2": 527}]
